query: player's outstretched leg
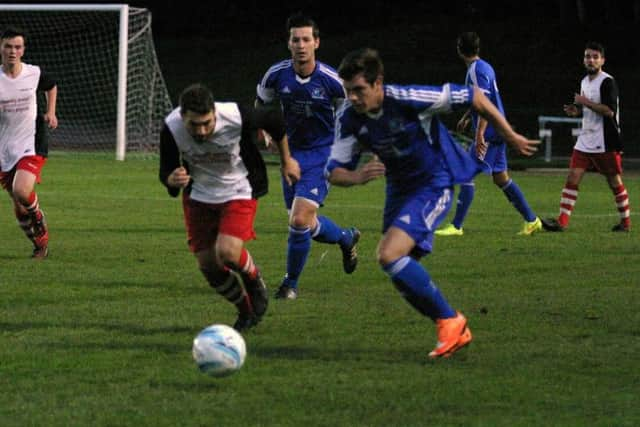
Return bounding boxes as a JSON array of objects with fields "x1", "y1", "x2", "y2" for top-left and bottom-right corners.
[
  {"x1": 383, "y1": 256, "x2": 472, "y2": 358},
  {"x1": 312, "y1": 216, "x2": 360, "y2": 274}
]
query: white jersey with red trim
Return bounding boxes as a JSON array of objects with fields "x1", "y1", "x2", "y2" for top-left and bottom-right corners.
[
  {"x1": 575, "y1": 71, "x2": 620, "y2": 153},
  {"x1": 165, "y1": 102, "x2": 252, "y2": 204},
  {"x1": 0, "y1": 63, "x2": 40, "y2": 172}
]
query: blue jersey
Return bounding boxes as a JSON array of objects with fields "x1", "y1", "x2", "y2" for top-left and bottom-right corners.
[
  {"x1": 466, "y1": 59, "x2": 505, "y2": 143},
  {"x1": 257, "y1": 59, "x2": 345, "y2": 152},
  {"x1": 328, "y1": 83, "x2": 482, "y2": 196}
]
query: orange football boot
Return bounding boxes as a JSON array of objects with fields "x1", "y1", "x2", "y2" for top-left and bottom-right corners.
[{"x1": 428, "y1": 312, "x2": 472, "y2": 358}]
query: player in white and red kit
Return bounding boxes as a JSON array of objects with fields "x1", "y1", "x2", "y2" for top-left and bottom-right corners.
[
  {"x1": 542, "y1": 42, "x2": 630, "y2": 232},
  {"x1": 0, "y1": 28, "x2": 58, "y2": 259},
  {"x1": 159, "y1": 83, "x2": 299, "y2": 331}
]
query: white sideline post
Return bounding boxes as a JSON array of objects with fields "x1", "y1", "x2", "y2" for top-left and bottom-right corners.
[
  {"x1": 0, "y1": 3, "x2": 130, "y2": 160},
  {"x1": 537, "y1": 116, "x2": 582, "y2": 163},
  {"x1": 115, "y1": 4, "x2": 129, "y2": 161},
  {"x1": 539, "y1": 129, "x2": 552, "y2": 163}
]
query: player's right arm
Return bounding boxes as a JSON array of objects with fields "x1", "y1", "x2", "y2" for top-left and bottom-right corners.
[
  {"x1": 159, "y1": 125, "x2": 190, "y2": 197},
  {"x1": 563, "y1": 103, "x2": 580, "y2": 117},
  {"x1": 327, "y1": 109, "x2": 385, "y2": 186},
  {"x1": 564, "y1": 84, "x2": 582, "y2": 117},
  {"x1": 255, "y1": 66, "x2": 282, "y2": 147}
]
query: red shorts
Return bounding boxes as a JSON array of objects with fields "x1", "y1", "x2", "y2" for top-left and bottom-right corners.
[
  {"x1": 182, "y1": 194, "x2": 258, "y2": 253},
  {"x1": 0, "y1": 155, "x2": 47, "y2": 191},
  {"x1": 569, "y1": 149, "x2": 622, "y2": 175}
]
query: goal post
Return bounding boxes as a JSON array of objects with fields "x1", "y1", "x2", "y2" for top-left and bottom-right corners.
[
  {"x1": 538, "y1": 116, "x2": 582, "y2": 162},
  {"x1": 0, "y1": 4, "x2": 173, "y2": 160}
]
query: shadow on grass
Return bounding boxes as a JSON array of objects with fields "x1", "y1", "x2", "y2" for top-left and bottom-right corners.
[
  {"x1": 253, "y1": 343, "x2": 430, "y2": 365},
  {"x1": 0, "y1": 320, "x2": 193, "y2": 336},
  {"x1": 39, "y1": 340, "x2": 186, "y2": 354}
]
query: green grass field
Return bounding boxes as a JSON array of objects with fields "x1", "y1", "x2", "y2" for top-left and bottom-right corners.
[{"x1": 1, "y1": 153, "x2": 638, "y2": 427}]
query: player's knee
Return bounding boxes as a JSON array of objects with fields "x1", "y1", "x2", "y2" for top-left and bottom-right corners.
[
  {"x1": 215, "y1": 245, "x2": 238, "y2": 267},
  {"x1": 289, "y1": 212, "x2": 312, "y2": 229},
  {"x1": 376, "y1": 246, "x2": 397, "y2": 266},
  {"x1": 493, "y1": 172, "x2": 510, "y2": 187},
  {"x1": 12, "y1": 187, "x2": 32, "y2": 204}
]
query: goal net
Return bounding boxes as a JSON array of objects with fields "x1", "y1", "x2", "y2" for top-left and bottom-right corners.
[{"x1": 0, "y1": 5, "x2": 173, "y2": 159}]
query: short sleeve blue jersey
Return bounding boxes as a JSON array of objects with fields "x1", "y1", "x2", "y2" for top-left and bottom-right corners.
[
  {"x1": 466, "y1": 59, "x2": 505, "y2": 143},
  {"x1": 328, "y1": 83, "x2": 481, "y2": 195},
  {"x1": 257, "y1": 59, "x2": 346, "y2": 151}
]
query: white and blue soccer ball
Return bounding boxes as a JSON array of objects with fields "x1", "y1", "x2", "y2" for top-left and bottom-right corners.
[{"x1": 192, "y1": 324, "x2": 246, "y2": 377}]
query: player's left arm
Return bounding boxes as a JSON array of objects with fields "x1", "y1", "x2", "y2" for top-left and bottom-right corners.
[
  {"x1": 574, "y1": 78, "x2": 617, "y2": 118},
  {"x1": 328, "y1": 156, "x2": 385, "y2": 187},
  {"x1": 327, "y1": 111, "x2": 385, "y2": 186},
  {"x1": 474, "y1": 115, "x2": 489, "y2": 158},
  {"x1": 37, "y1": 71, "x2": 58, "y2": 129},
  {"x1": 250, "y1": 106, "x2": 300, "y2": 185},
  {"x1": 43, "y1": 86, "x2": 58, "y2": 129},
  {"x1": 471, "y1": 87, "x2": 539, "y2": 156}
]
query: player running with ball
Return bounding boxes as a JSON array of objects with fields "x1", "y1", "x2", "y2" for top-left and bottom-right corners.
[
  {"x1": 327, "y1": 48, "x2": 539, "y2": 358},
  {"x1": 159, "y1": 84, "x2": 299, "y2": 332}
]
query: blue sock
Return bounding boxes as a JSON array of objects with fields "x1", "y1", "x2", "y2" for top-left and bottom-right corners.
[
  {"x1": 383, "y1": 256, "x2": 456, "y2": 321},
  {"x1": 312, "y1": 215, "x2": 351, "y2": 246},
  {"x1": 452, "y1": 183, "x2": 475, "y2": 229},
  {"x1": 501, "y1": 179, "x2": 536, "y2": 222},
  {"x1": 284, "y1": 226, "x2": 311, "y2": 288}
]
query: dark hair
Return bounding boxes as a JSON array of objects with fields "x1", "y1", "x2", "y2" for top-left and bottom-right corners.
[
  {"x1": 286, "y1": 13, "x2": 319, "y2": 39},
  {"x1": 338, "y1": 48, "x2": 384, "y2": 85},
  {"x1": 1, "y1": 27, "x2": 27, "y2": 44},
  {"x1": 585, "y1": 41, "x2": 605, "y2": 57},
  {"x1": 179, "y1": 84, "x2": 215, "y2": 115},
  {"x1": 457, "y1": 32, "x2": 480, "y2": 57}
]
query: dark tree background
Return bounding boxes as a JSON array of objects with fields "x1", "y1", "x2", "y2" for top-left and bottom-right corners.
[
  {"x1": 6, "y1": 0, "x2": 637, "y2": 154},
  {"x1": 137, "y1": 0, "x2": 639, "y2": 155}
]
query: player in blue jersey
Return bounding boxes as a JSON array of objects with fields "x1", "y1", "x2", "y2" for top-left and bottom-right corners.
[
  {"x1": 436, "y1": 32, "x2": 543, "y2": 237},
  {"x1": 256, "y1": 13, "x2": 360, "y2": 300},
  {"x1": 327, "y1": 48, "x2": 539, "y2": 358}
]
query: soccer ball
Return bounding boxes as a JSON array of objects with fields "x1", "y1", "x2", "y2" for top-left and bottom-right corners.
[{"x1": 192, "y1": 324, "x2": 246, "y2": 377}]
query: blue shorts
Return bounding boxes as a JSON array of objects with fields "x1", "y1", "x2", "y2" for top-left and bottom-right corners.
[
  {"x1": 471, "y1": 140, "x2": 508, "y2": 174},
  {"x1": 383, "y1": 187, "x2": 453, "y2": 257},
  {"x1": 282, "y1": 146, "x2": 331, "y2": 209}
]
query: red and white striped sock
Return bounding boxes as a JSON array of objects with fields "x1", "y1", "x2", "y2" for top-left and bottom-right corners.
[
  {"x1": 558, "y1": 183, "x2": 579, "y2": 227},
  {"x1": 14, "y1": 208, "x2": 35, "y2": 243},
  {"x1": 22, "y1": 192, "x2": 43, "y2": 222},
  {"x1": 613, "y1": 185, "x2": 630, "y2": 228},
  {"x1": 237, "y1": 248, "x2": 258, "y2": 281}
]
